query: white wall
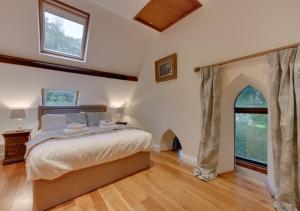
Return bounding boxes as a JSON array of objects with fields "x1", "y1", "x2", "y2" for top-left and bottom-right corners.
[
  {"x1": 0, "y1": 64, "x2": 136, "y2": 158},
  {"x1": 129, "y1": 0, "x2": 300, "y2": 190},
  {"x1": 219, "y1": 57, "x2": 276, "y2": 191},
  {"x1": 0, "y1": 0, "x2": 155, "y2": 158},
  {"x1": 219, "y1": 56, "x2": 269, "y2": 173}
]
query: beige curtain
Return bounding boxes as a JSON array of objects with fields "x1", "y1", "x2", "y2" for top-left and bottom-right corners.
[
  {"x1": 193, "y1": 65, "x2": 221, "y2": 181},
  {"x1": 268, "y1": 46, "x2": 300, "y2": 211}
]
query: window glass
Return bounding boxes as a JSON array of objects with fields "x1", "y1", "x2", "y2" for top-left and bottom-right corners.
[
  {"x1": 235, "y1": 113, "x2": 267, "y2": 164},
  {"x1": 235, "y1": 86, "x2": 267, "y2": 108},
  {"x1": 44, "y1": 12, "x2": 84, "y2": 57}
]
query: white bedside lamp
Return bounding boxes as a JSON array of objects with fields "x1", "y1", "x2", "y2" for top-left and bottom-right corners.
[
  {"x1": 111, "y1": 107, "x2": 125, "y2": 123},
  {"x1": 10, "y1": 109, "x2": 26, "y2": 130}
]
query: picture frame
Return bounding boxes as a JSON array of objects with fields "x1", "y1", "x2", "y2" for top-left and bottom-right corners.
[
  {"x1": 42, "y1": 89, "x2": 79, "y2": 106},
  {"x1": 155, "y1": 53, "x2": 177, "y2": 82}
]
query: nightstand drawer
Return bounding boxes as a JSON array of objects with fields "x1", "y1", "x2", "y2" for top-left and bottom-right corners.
[
  {"x1": 6, "y1": 137, "x2": 27, "y2": 147},
  {"x1": 6, "y1": 145, "x2": 26, "y2": 156}
]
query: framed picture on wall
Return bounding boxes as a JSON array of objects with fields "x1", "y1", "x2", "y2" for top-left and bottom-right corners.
[
  {"x1": 42, "y1": 89, "x2": 79, "y2": 106},
  {"x1": 155, "y1": 53, "x2": 177, "y2": 82}
]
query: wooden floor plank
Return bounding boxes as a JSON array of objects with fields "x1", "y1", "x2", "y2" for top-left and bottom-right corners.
[
  {"x1": 98, "y1": 185, "x2": 134, "y2": 211},
  {"x1": 133, "y1": 174, "x2": 183, "y2": 210},
  {"x1": 89, "y1": 190, "x2": 109, "y2": 211},
  {"x1": 0, "y1": 151, "x2": 275, "y2": 211},
  {"x1": 141, "y1": 197, "x2": 165, "y2": 211}
]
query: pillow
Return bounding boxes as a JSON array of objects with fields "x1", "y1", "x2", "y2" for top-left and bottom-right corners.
[
  {"x1": 41, "y1": 114, "x2": 67, "y2": 131},
  {"x1": 65, "y1": 113, "x2": 87, "y2": 126},
  {"x1": 86, "y1": 112, "x2": 107, "y2": 127}
]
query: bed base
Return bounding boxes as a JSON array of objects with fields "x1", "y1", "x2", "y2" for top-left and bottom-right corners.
[{"x1": 33, "y1": 152, "x2": 150, "y2": 211}]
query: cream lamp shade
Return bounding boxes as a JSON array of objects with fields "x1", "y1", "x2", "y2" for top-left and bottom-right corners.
[
  {"x1": 10, "y1": 109, "x2": 26, "y2": 130},
  {"x1": 110, "y1": 107, "x2": 124, "y2": 122},
  {"x1": 10, "y1": 109, "x2": 26, "y2": 120}
]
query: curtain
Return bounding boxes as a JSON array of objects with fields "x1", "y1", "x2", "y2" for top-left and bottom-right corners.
[
  {"x1": 267, "y1": 46, "x2": 300, "y2": 211},
  {"x1": 193, "y1": 65, "x2": 221, "y2": 181}
]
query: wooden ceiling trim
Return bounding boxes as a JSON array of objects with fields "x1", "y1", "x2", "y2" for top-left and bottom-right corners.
[
  {"x1": 0, "y1": 54, "x2": 138, "y2": 81},
  {"x1": 134, "y1": 0, "x2": 202, "y2": 32}
]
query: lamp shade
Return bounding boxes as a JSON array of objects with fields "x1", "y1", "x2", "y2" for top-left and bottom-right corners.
[{"x1": 10, "y1": 109, "x2": 26, "y2": 119}]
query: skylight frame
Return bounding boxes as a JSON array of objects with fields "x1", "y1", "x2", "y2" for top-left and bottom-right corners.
[{"x1": 38, "y1": 0, "x2": 90, "y2": 61}]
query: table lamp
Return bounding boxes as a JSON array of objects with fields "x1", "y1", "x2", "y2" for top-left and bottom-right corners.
[{"x1": 10, "y1": 109, "x2": 26, "y2": 131}]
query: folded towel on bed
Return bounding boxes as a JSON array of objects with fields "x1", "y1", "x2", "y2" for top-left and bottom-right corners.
[
  {"x1": 67, "y1": 123, "x2": 87, "y2": 129},
  {"x1": 63, "y1": 127, "x2": 89, "y2": 135},
  {"x1": 99, "y1": 125, "x2": 119, "y2": 130},
  {"x1": 99, "y1": 120, "x2": 115, "y2": 127}
]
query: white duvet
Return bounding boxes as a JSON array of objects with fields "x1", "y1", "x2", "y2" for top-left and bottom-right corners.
[{"x1": 25, "y1": 129, "x2": 152, "y2": 181}]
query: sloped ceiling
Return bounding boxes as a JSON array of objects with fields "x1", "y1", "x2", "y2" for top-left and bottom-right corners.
[
  {"x1": 0, "y1": 0, "x2": 157, "y2": 77},
  {"x1": 0, "y1": 0, "x2": 205, "y2": 77},
  {"x1": 87, "y1": 0, "x2": 150, "y2": 20}
]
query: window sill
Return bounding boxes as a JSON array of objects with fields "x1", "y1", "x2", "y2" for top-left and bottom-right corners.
[
  {"x1": 236, "y1": 159, "x2": 267, "y2": 174},
  {"x1": 40, "y1": 51, "x2": 86, "y2": 63}
]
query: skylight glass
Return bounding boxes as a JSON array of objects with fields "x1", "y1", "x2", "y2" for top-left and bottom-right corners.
[{"x1": 44, "y1": 12, "x2": 84, "y2": 57}]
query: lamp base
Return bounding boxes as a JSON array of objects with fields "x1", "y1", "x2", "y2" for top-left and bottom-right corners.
[{"x1": 17, "y1": 119, "x2": 24, "y2": 131}]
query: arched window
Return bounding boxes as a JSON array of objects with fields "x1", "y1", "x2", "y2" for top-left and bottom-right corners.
[{"x1": 234, "y1": 86, "x2": 268, "y2": 173}]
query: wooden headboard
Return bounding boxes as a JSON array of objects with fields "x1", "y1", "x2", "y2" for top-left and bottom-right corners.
[{"x1": 38, "y1": 105, "x2": 107, "y2": 129}]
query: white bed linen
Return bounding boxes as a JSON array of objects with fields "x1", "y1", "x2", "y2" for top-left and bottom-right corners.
[{"x1": 25, "y1": 129, "x2": 152, "y2": 181}]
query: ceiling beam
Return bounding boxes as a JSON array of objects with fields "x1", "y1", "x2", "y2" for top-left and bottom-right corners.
[{"x1": 0, "y1": 54, "x2": 138, "y2": 82}]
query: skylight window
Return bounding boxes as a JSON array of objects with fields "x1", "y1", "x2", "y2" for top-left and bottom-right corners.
[{"x1": 39, "y1": 0, "x2": 90, "y2": 61}]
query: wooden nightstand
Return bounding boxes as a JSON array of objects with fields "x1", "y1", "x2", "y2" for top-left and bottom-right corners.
[{"x1": 2, "y1": 129, "x2": 31, "y2": 165}]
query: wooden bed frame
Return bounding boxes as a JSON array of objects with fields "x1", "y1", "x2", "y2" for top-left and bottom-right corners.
[{"x1": 32, "y1": 105, "x2": 151, "y2": 211}]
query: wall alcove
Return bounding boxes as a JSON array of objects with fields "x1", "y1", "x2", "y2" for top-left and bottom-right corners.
[
  {"x1": 160, "y1": 129, "x2": 183, "y2": 160},
  {"x1": 218, "y1": 71, "x2": 275, "y2": 190}
]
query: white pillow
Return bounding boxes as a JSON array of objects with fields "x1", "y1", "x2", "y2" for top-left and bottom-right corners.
[
  {"x1": 41, "y1": 114, "x2": 67, "y2": 131},
  {"x1": 65, "y1": 113, "x2": 87, "y2": 126}
]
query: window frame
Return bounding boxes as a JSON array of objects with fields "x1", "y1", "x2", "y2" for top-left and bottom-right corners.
[
  {"x1": 234, "y1": 87, "x2": 268, "y2": 174},
  {"x1": 38, "y1": 0, "x2": 90, "y2": 61}
]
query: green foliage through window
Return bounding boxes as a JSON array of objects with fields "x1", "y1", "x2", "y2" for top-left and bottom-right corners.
[
  {"x1": 44, "y1": 12, "x2": 84, "y2": 58},
  {"x1": 235, "y1": 86, "x2": 268, "y2": 165},
  {"x1": 235, "y1": 86, "x2": 267, "y2": 108},
  {"x1": 235, "y1": 113, "x2": 267, "y2": 164}
]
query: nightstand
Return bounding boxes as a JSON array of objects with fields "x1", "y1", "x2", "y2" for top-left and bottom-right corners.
[{"x1": 2, "y1": 129, "x2": 32, "y2": 165}]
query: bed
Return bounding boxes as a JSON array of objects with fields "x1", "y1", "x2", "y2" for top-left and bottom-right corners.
[{"x1": 27, "y1": 105, "x2": 152, "y2": 211}]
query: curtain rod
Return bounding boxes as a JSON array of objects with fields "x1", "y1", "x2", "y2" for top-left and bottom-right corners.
[{"x1": 193, "y1": 42, "x2": 300, "y2": 72}]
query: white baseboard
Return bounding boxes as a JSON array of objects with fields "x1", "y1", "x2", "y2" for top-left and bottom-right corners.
[
  {"x1": 182, "y1": 154, "x2": 197, "y2": 167},
  {"x1": 152, "y1": 146, "x2": 197, "y2": 167},
  {"x1": 264, "y1": 177, "x2": 276, "y2": 197},
  {"x1": 152, "y1": 144, "x2": 160, "y2": 152}
]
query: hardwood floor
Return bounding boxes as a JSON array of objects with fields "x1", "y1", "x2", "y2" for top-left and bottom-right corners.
[{"x1": 0, "y1": 151, "x2": 275, "y2": 211}]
